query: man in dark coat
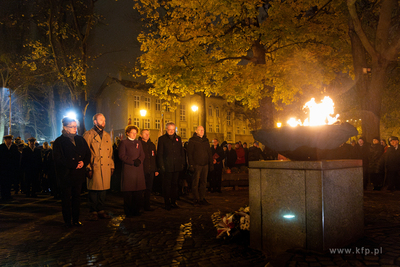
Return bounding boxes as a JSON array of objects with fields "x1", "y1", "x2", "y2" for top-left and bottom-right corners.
[
  {"x1": 139, "y1": 129, "x2": 159, "y2": 211},
  {"x1": 210, "y1": 138, "x2": 224, "y2": 193},
  {"x1": 356, "y1": 137, "x2": 370, "y2": 190},
  {"x1": 226, "y1": 143, "x2": 237, "y2": 169},
  {"x1": 369, "y1": 137, "x2": 384, "y2": 190},
  {"x1": 157, "y1": 122, "x2": 184, "y2": 210},
  {"x1": 243, "y1": 142, "x2": 249, "y2": 166},
  {"x1": 0, "y1": 135, "x2": 20, "y2": 201},
  {"x1": 187, "y1": 126, "x2": 213, "y2": 206},
  {"x1": 248, "y1": 142, "x2": 263, "y2": 162},
  {"x1": 53, "y1": 117, "x2": 91, "y2": 227},
  {"x1": 380, "y1": 136, "x2": 400, "y2": 191},
  {"x1": 21, "y1": 137, "x2": 43, "y2": 197}
]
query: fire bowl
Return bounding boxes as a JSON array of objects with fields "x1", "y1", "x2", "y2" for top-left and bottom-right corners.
[{"x1": 251, "y1": 122, "x2": 358, "y2": 160}]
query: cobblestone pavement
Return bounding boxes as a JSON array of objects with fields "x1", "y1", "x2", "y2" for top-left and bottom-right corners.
[
  {"x1": 1, "y1": 189, "x2": 400, "y2": 267},
  {"x1": 0, "y1": 188, "x2": 267, "y2": 267}
]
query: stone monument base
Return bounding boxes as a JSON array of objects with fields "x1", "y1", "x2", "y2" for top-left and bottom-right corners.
[{"x1": 249, "y1": 160, "x2": 364, "y2": 255}]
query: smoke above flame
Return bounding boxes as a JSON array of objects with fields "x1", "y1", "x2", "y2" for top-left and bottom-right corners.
[{"x1": 287, "y1": 96, "x2": 339, "y2": 127}]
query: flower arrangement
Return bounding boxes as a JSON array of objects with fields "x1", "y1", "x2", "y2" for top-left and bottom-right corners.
[{"x1": 211, "y1": 206, "x2": 250, "y2": 240}]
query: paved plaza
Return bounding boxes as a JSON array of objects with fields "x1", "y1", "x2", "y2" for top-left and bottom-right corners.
[{"x1": 1, "y1": 188, "x2": 400, "y2": 266}]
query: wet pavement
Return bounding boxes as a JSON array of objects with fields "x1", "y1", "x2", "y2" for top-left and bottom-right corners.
[{"x1": 1, "y1": 189, "x2": 400, "y2": 266}]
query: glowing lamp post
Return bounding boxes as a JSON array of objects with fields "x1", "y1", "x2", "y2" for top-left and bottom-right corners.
[
  {"x1": 191, "y1": 105, "x2": 198, "y2": 112},
  {"x1": 140, "y1": 109, "x2": 147, "y2": 117},
  {"x1": 277, "y1": 122, "x2": 282, "y2": 128}
]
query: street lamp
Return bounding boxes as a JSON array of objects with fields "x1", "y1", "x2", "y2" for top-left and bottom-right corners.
[
  {"x1": 65, "y1": 111, "x2": 77, "y2": 120},
  {"x1": 140, "y1": 109, "x2": 147, "y2": 117},
  {"x1": 277, "y1": 122, "x2": 282, "y2": 128},
  {"x1": 191, "y1": 105, "x2": 198, "y2": 112}
]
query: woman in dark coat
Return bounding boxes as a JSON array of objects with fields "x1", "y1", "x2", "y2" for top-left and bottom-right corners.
[
  {"x1": 118, "y1": 125, "x2": 146, "y2": 217},
  {"x1": 53, "y1": 117, "x2": 91, "y2": 228}
]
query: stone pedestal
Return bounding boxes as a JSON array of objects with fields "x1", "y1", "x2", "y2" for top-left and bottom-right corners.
[{"x1": 249, "y1": 160, "x2": 364, "y2": 255}]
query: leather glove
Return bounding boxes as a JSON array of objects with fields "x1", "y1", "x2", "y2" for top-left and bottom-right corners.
[{"x1": 134, "y1": 158, "x2": 141, "y2": 167}]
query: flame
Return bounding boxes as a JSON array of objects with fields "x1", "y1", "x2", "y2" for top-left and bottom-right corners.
[{"x1": 287, "y1": 96, "x2": 339, "y2": 127}]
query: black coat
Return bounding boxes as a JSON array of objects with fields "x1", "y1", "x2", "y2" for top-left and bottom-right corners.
[
  {"x1": 211, "y1": 144, "x2": 224, "y2": 170},
  {"x1": 368, "y1": 144, "x2": 384, "y2": 173},
  {"x1": 0, "y1": 143, "x2": 20, "y2": 176},
  {"x1": 53, "y1": 135, "x2": 91, "y2": 186},
  {"x1": 21, "y1": 146, "x2": 42, "y2": 173},
  {"x1": 226, "y1": 148, "x2": 237, "y2": 168},
  {"x1": 380, "y1": 146, "x2": 400, "y2": 172},
  {"x1": 140, "y1": 137, "x2": 157, "y2": 174},
  {"x1": 187, "y1": 132, "x2": 213, "y2": 167},
  {"x1": 157, "y1": 133, "x2": 184, "y2": 173},
  {"x1": 248, "y1": 146, "x2": 263, "y2": 161}
]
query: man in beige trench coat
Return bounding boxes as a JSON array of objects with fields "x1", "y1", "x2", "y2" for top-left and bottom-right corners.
[{"x1": 83, "y1": 113, "x2": 114, "y2": 220}]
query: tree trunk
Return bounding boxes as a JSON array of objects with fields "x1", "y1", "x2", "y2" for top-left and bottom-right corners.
[
  {"x1": 348, "y1": 19, "x2": 388, "y2": 141},
  {"x1": 48, "y1": 87, "x2": 58, "y2": 140},
  {"x1": 252, "y1": 40, "x2": 274, "y2": 129},
  {"x1": 74, "y1": 90, "x2": 89, "y2": 135},
  {"x1": 0, "y1": 88, "x2": 5, "y2": 140}
]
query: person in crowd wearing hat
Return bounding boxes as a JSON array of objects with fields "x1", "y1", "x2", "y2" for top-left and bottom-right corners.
[
  {"x1": 41, "y1": 142, "x2": 51, "y2": 193},
  {"x1": 380, "y1": 136, "x2": 400, "y2": 191},
  {"x1": 356, "y1": 137, "x2": 370, "y2": 190},
  {"x1": 248, "y1": 141, "x2": 264, "y2": 162},
  {"x1": 47, "y1": 141, "x2": 59, "y2": 199},
  {"x1": 157, "y1": 122, "x2": 184, "y2": 210},
  {"x1": 187, "y1": 126, "x2": 213, "y2": 206},
  {"x1": 53, "y1": 117, "x2": 91, "y2": 227},
  {"x1": 139, "y1": 129, "x2": 158, "y2": 211},
  {"x1": 21, "y1": 137, "x2": 43, "y2": 197},
  {"x1": 83, "y1": 113, "x2": 114, "y2": 221},
  {"x1": 15, "y1": 143, "x2": 25, "y2": 194},
  {"x1": 209, "y1": 138, "x2": 224, "y2": 193},
  {"x1": 0, "y1": 135, "x2": 20, "y2": 201},
  {"x1": 119, "y1": 125, "x2": 146, "y2": 217},
  {"x1": 369, "y1": 137, "x2": 385, "y2": 190},
  {"x1": 381, "y1": 139, "x2": 389, "y2": 153}
]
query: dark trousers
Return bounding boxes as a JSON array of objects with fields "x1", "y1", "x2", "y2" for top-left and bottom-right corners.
[
  {"x1": 192, "y1": 165, "x2": 208, "y2": 201},
  {"x1": 88, "y1": 190, "x2": 107, "y2": 213},
  {"x1": 0, "y1": 174, "x2": 13, "y2": 199},
  {"x1": 25, "y1": 171, "x2": 39, "y2": 196},
  {"x1": 387, "y1": 171, "x2": 400, "y2": 191},
  {"x1": 162, "y1": 171, "x2": 179, "y2": 206},
  {"x1": 144, "y1": 172, "x2": 154, "y2": 209},
  {"x1": 210, "y1": 164, "x2": 223, "y2": 192},
  {"x1": 123, "y1": 191, "x2": 143, "y2": 216},
  {"x1": 61, "y1": 183, "x2": 82, "y2": 224}
]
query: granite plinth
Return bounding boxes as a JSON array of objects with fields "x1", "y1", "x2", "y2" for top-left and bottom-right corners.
[{"x1": 249, "y1": 160, "x2": 364, "y2": 255}]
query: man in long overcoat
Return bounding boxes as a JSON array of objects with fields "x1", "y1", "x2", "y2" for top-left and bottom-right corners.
[
  {"x1": 157, "y1": 122, "x2": 184, "y2": 210},
  {"x1": 21, "y1": 137, "x2": 42, "y2": 197},
  {"x1": 83, "y1": 113, "x2": 114, "y2": 220},
  {"x1": 187, "y1": 126, "x2": 213, "y2": 206},
  {"x1": 139, "y1": 129, "x2": 158, "y2": 211},
  {"x1": 0, "y1": 135, "x2": 20, "y2": 201},
  {"x1": 209, "y1": 138, "x2": 224, "y2": 193}
]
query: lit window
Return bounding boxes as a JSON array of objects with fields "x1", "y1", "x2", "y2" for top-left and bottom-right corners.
[
  {"x1": 134, "y1": 96, "x2": 140, "y2": 108},
  {"x1": 181, "y1": 128, "x2": 187, "y2": 138},
  {"x1": 243, "y1": 127, "x2": 246, "y2": 134},
  {"x1": 144, "y1": 119, "x2": 150, "y2": 129},
  {"x1": 216, "y1": 125, "x2": 220, "y2": 133},
  {"x1": 156, "y1": 99, "x2": 161, "y2": 111},
  {"x1": 155, "y1": 119, "x2": 160, "y2": 129},
  {"x1": 215, "y1": 107, "x2": 220, "y2": 117},
  {"x1": 144, "y1": 97, "x2": 151, "y2": 110},
  {"x1": 227, "y1": 132, "x2": 232, "y2": 140},
  {"x1": 208, "y1": 105, "x2": 212, "y2": 116},
  {"x1": 180, "y1": 105, "x2": 186, "y2": 121},
  {"x1": 237, "y1": 126, "x2": 240, "y2": 134},
  {"x1": 227, "y1": 111, "x2": 231, "y2": 126},
  {"x1": 209, "y1": 124, "x2": 213, "y2": 133},
  {"x1": 133, "y1": 118, "x2": 140, "y2": 128}
]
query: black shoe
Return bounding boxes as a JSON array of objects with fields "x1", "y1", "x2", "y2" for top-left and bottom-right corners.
[
  {"x1": 201, "y1": 199, "x2": 211, "y2": 205},
  {"x1": 73, "y1": 221, "x2": 83, "y2": 227},
  {"x1": 192, "y1": 200, "x2": 200, "y2": 207},
  {"x1": 171, "y1": 203, "x2": 180, "y2": 209}
]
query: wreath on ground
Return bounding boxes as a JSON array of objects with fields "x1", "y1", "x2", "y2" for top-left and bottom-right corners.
[{"x1": 211, "y1": 206, "x2": 250, "y2": 240}]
